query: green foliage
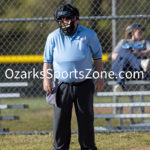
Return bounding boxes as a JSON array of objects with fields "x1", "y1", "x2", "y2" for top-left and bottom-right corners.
[
  {"x1": 0, "y1": 0, "x2": 150, "y2": 55},
  {"x1": 0, "y1": 0, "x2": 113, "y2": 54}
]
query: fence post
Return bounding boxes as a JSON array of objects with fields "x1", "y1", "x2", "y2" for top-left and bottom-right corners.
[
  {"x1": 0, "y1": 87, "x2": 1, "y2": 130},
  {"x1": 112, "y1": 0, "x2": 118, "y2": 49}
]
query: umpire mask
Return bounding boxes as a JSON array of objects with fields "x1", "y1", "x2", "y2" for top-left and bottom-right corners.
[{"x1": 54, "y1": 4, "x2": 79, "y2": 36}]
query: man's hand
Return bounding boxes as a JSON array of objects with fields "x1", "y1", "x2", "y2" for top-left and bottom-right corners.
[
  {"x1": 43, "y1": 79, "x2": 53, "y2": 93},
  {"x1": 93, "y1": 59, "x2": 104, "y2": 91},
  {"x1": 132, "y1": 49, "x2": 140, "y2": 56},
  {"x1": 95, "y1": 78, "x2": 104, "y2": 91},
  {"x1": 132, "y1": 49, "x2": 150, "y2": 58}
]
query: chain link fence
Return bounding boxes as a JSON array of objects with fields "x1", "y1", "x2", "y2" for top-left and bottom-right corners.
[{"x1": 0, "y1": 0, "x2": 150, "y2": 97}]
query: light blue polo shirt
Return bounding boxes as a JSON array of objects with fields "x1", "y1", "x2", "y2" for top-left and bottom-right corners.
[{"x1": 44, "y1": 25, "x2": 102, "y2": 82}]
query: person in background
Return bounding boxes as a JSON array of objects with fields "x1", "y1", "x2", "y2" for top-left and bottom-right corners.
[
  {"x1": 112, "y1": 24, "x2": 150, "y2": 92},
  {"x1": 43, "y1": 4, "x2": 104, "y2": 150}
]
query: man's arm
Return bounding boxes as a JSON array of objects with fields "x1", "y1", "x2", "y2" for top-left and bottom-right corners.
[
  {"x1": 112, "y1": 52, "x2": 118, "y2": 61},
  {"x1": 132, "y1": 49, "x2": 150, "y2": 58},
  {"x1": 111, "y1": 40, "x2": 124, "y2": 61},
  {"x1": 94, "y1": 59, "x2": 104, "y2": 91},
  {"x1": 43, "y1": 62, "x2": 53, "y2": 93}
]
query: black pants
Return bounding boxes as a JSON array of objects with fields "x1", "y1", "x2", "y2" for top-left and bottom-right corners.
[{"x1": 53, "y1": 79, "x2": 97, "y2": 150}]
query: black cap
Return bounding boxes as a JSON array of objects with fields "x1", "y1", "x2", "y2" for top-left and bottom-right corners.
[
  {"x1": 54, "y1": 4, "x2": 79, "y2": 21},
  {"x1": 127, "y1": 24, "x2": 145, "y2": 33}
]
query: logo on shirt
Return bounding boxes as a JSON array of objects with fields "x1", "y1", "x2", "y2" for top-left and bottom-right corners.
[{"x1": 80, "y1": 37, "x2": 86, "y2": 41}]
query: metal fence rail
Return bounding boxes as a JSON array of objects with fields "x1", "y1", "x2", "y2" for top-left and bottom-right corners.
[
  {"x1": 1, "y1": 126, "x2": 150, "y2": 135},
  {"x1": 1, "y1": 14, "x2": 150, "y2": 23}
]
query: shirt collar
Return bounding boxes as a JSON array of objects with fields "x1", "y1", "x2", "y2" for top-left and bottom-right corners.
[
  {"x1": 76, "y1": 25, "x2": 82, "y2": 34},
  {"x1": 71, "y1": 25, "x2": 81, "y2": 38}
]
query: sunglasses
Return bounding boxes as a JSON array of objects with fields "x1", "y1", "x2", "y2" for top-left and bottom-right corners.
[{"x1": 58, "y1": 16, "x2": 75, "y2": 21}]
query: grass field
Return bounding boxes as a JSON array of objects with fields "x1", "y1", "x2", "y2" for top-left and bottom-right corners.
[
  {"x1": 0, "y1": 96, "x2": 150, "y2": 150},
  {"x1": 0, "y1": 132, "x2": 150, "y2": 150}
]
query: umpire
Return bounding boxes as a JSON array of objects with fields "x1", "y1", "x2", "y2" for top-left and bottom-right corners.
[{"x1": 43, "y1": 4, "x2": 104, "y2": 150}]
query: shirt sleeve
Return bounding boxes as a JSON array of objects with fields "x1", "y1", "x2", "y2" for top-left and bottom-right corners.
[
  {"x1": 43, "y1": 34, "x2": 55, "y2": 63},
  {"x1": 146, "y1": 40, "x2": 150, "y2": 49},
  {"x1": 113, "y1": 39, "x2": 125, "y2": 53},
  {"x1": 89, "y1": 31, "x2": 102, "y2": 60}
]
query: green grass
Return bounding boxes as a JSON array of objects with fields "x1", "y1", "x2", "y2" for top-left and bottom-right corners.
[
  {"x1": 1, "y1": 98, "x2": 53, "y2": 131},
  {"x1": 0, "y1": 96, "x2": 150, "y2": 149},
  {"x1": 0, "y1": 132, "x2": 150, "y2": 150}
]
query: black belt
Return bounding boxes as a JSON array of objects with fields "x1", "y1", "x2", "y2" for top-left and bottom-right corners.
[{"x1": 62, "y1": 79, "x2": 89, "y2": 86}]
